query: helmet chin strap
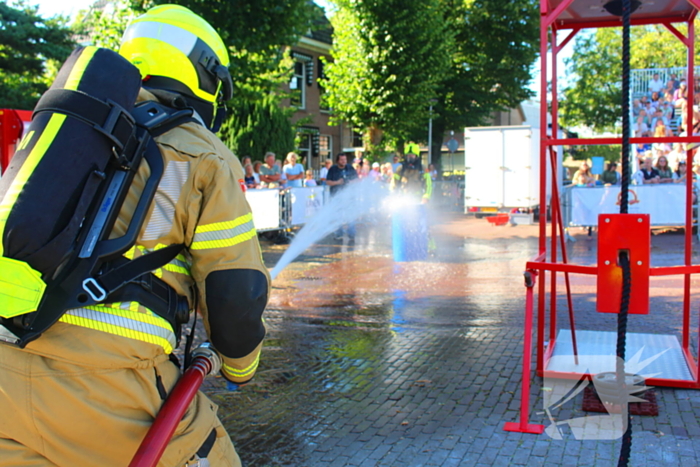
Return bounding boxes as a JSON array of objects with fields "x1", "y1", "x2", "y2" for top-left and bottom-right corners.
[
  {"x1": 145, "y1": 86, "x2": 220, "y2": 131},
  {"x1": 211, "y1": 104, "x2": 227, "y2": 133}
]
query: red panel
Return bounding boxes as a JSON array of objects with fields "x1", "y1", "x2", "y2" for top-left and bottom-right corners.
[
  {"x1": 0, "y1": 109, "x2": 31, "y2": 174},
  {"x1": 597, "y1": 214, "x2": 650, "y2": 314}
]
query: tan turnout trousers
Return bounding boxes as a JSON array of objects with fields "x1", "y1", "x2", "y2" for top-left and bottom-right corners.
[{"x1": 0, "y1": 326, "x2": 240, "y2": 467}]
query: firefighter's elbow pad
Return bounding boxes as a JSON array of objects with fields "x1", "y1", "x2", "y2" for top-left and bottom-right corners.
[{"x1": 205, "y1": 269, "x2": 268, "y2": 358}]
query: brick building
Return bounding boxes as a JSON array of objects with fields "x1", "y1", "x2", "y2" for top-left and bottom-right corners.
[{"x1": 284, "y1": 18, "x2": 343, "y2": 170}]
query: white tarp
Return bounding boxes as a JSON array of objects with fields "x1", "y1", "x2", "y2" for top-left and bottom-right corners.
[
  {"x1": 571, "y1": 185, "x2": 687, "y2": 226},
  {"x1": 289, "y1": 186, "x2": 325, "y2": 225},
  {"x1": 245, "y1": 189, "x2": 280, "y2": 231}
]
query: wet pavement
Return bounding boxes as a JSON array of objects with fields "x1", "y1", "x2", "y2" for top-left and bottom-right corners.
[{"x1": 196, "y1": 211, "x2": 700, "y2": 466}]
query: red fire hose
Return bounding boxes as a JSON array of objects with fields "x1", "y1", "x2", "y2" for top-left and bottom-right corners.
[{"x1": 129, "y1": 344, "x2": 221, "y2": 467}]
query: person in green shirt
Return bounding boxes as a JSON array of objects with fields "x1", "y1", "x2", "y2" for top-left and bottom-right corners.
[{"x1": 600, "y1": 161, "x2": 620, "y2": 185}]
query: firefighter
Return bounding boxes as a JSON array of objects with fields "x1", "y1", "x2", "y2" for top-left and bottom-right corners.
[
  {"x1": 393, "y1": 152, "x2": 433, "y2": 203},
  {"x1": 0, "y1": 5, "x2": 267, "y2": 467}
]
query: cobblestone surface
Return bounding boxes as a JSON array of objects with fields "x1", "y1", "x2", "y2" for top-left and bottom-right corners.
[{"x1": 193, "y1": 214, "x2": 700, "y2": 466}]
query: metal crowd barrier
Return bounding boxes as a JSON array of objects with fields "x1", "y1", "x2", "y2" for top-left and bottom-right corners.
[
  {"x1": 561, "y1": 184, "x2": 695, "y2": 238},
  {"x1": 246, "y1": 181, "x2": 460, "y2": 234},
  {"x1": 245, "y1": 186, "x2": 330, "y2": 233}
]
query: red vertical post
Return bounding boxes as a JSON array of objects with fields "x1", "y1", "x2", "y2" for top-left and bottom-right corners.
[
  {"x1": 549, "y1": 27, "x2": 559, "y2": 347},
  {"x1": 536, "y1": 0, "x2": 549, "y2": 374},
  {"x1": 504, "y1": 271, "x2": 545, "y2": 434},
  {"x1": 684, "y1": 18, "x2": 695, "y2": 353},
  {"x1": 549, "y1": 146, "x2": 579, "y2": 363}
]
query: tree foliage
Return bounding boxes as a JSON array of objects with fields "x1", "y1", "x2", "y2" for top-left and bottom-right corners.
[
  {"x1": 437, "y1": 0, "x2": 539, "y2": 129},
  {"x1": 0, "y1": 1, "x2": 74, "y2": 109},
  {"x1": 561, "y1": 25, "x2": 692, "y2": 132},
  {"x1": 219, "y1": 95, "x2": 296, "y2": 160},
  {"x1": 323, "y1": 0, "x2": 539, "y2": 163},
  {"x1": 73, "y1": 0, "x2": 140, "y2": 51},
  {"x1": 426, "y1": 0, "x2": 538, "y2": 166},
  {"x1": 322, "y1": 0, "x2": 452, "y2": 150}
]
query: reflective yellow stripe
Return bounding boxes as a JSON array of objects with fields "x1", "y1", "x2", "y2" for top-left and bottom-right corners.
[
  {"x1": 0, "y1": 114, "x2": 67, "y2": 257},
  {"x1": 223, "y1": 353, "x2": 260, "y2": 379},
  {"x1": 16, "y1": 130, "x2": 35, "y2": 151},
  {"x1": 65, "y1": 46, "x2": 98, "y2": 91},
  {"x1": 123, "y1": 246, "x2": 136, "y2": 260},
  {"x1": 59, "y1": 302, "x2": 175, "y2": 353},
  {"x1": 164, "y1": 263, "x2": 189, "y2": 275},
  {"x1": 191, "y1": 213, "x2": 256, "y2": 250},
  {"x1": 194, "y1": 213, "x2": 253, "y2": 234},
  {"x1": 124, "y1": 245, "x2": 191, "y2": 276}
]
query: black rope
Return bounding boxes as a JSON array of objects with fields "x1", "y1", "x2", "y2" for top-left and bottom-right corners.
[
  {"x1": 617, "y1": 1, "x2": 633, "y2": 465},
  {"x1": 619, "y1": 0, "x2": 631, "y2": 214},
  {"x1": 616, "y1": 251, "x2": 632, "y2": 467}
]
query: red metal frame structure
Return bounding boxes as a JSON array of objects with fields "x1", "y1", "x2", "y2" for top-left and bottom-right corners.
[
  {"x1": 505, "y1": 0, "x2": 700, "y2": 435},
  {"x1": 0, "y1": 109, "x2": 31, "y2": 174}
]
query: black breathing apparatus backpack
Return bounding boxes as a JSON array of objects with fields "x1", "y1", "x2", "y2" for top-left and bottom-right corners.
[{"x1": 0, "y1": 46, "x2": 196, "y2": 347}]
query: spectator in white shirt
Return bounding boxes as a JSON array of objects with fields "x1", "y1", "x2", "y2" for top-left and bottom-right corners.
[
  {"x1": 648, "y1": 73, "x2": 664, "y2": 95},
  {"x1": 282, "y1": 152, "x2": 304, "y2": 188},
  {"x1": 319, "y1": 158, "x2": 332, "y2": 185}
]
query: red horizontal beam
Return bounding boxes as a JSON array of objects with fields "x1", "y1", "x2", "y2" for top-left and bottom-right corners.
[
  {"x1": 545, "y1": 136, "x2": 700, "y2": 146},
  {"x1": 525, "y1": 261, "x2": 598, "y2": 275},
  {"x1": 527, "y1": 261, "x2": 700, "y2": 277},
  {"x1": 651, "y1": 265, "x2": 700, "y2": 276},
  {"x1": 554, "y1": 16, "x2": 693, "y2": 31}
]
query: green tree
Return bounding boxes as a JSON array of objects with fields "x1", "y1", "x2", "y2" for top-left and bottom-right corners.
[
  {"x1": 73, "y1": 0, "x2": 140, "y2": 51},
  {"x1": 561, "y1": 24, "x2": 692, "y2": 132},
  {"x1": 219, "y1": 95, "x2": 296, "y2": 161},
  {"x1": 322, "y1": 0, "x2": 452, "y2": 154},
  {"x1": 428, "y1": 0, "x2": 539, "y2": 167},
  {"x1": 139, "y1": 0, "x2": 320, "y2": 101},
  {"x1": 0, "y1": 1, "x2": 74, "y2": 109}
]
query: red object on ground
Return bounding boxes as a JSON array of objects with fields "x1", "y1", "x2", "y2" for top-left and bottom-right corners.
[
  {"x1": 582, "y1": 386, "x2": 658, "y2": 416},
  {"x1": 486, "y1": 213, "x2": 509, "y2": 226},
  {"x1": 129, "y1": 355, "x2": 215, "y2": 467},
  {"x1": 0, "y1": 109, "x2": 32, "y2": 174}
]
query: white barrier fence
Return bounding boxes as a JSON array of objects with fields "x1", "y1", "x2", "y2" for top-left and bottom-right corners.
[
  {"x1": 245, "y1": 186, "x2": 331, "y2": 232},
  {"x1": 563, "y1": 184, "x2": 689, "y2": 227},
  {"x1": 246, "y1": 182, "x2": 461, "y2": 233}
]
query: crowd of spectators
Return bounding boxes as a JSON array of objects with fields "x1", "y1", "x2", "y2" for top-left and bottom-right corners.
[
  {"x1": 240, "y1": 152, "x2": 440, "y2": 191},
  {"x1": 567, "y1": 71, "x2": 700, "y2": 199}
]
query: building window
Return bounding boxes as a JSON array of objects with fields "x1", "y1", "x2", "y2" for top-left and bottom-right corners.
[
  {"x1": 297, "y1": 133, "x2": 311, "y2": 166},
  {"x1": 290, "y1": 51, "x2": 313, "y2": 110},
  {"x1": 318, "y1": 58, "x2": 330, "y2": 112},
  {"x1": 351, "y1": 129, "x2": 363, "y2": 148},
  {"x1": 319, "y1": 135, "x2": 332, "y2": 159},
  {"x1": 297, "y1": 126, "x2": 321, "y2": 167},
  {"x1": 290, "y1": 61, "x2": 305, "y2": 109}
]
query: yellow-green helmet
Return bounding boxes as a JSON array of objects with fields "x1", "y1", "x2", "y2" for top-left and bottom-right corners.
[{"x1": 119, "y1": 4, "x2": 233, "y2": 129}]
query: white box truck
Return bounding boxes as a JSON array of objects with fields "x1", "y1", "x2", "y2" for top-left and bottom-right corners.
[{"x1": 463, "y1": 125, "x2": 561, "y2": 217}]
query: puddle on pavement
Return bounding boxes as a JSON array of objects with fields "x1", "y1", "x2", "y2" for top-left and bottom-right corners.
[{"x1": 209, "y1": 216, "x2": 700, "y2": 465}]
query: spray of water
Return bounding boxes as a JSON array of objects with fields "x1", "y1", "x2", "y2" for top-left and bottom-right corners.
[{"x1": 270, "y1": 179, "x2": 391, "y2": 279}]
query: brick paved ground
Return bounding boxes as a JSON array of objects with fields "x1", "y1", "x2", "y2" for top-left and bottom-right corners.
[{"x1": 194, "y1": 213, "x2": 700, "y2": 466}]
